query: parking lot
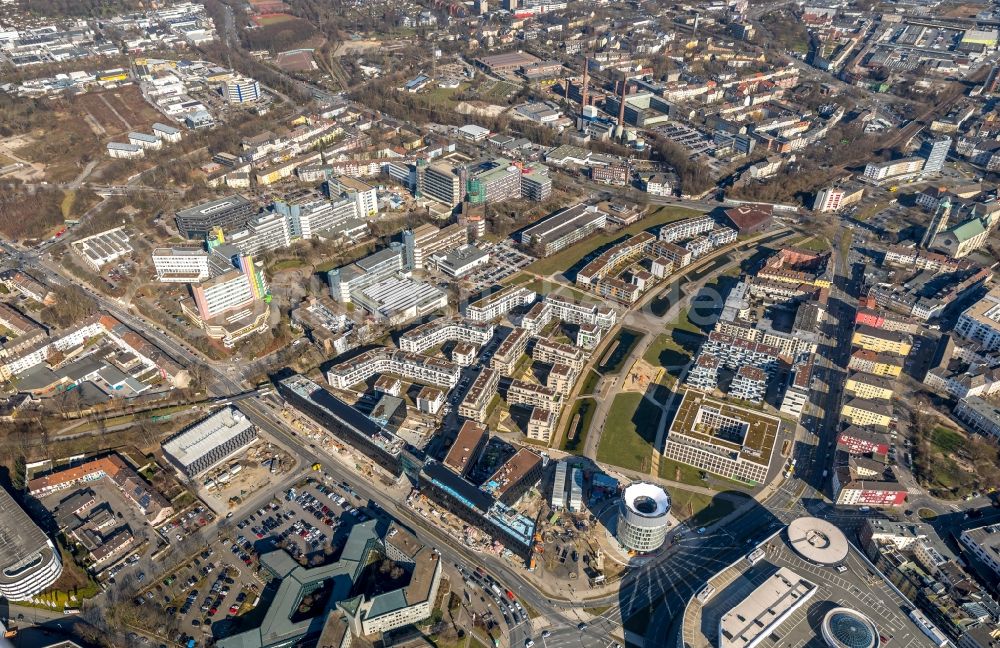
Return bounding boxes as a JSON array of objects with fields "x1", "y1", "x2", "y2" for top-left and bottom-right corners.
[
  {"x1": 135, "y1": 477, "x2": 379, "y2": 644},
  {"x1": 467, "y1": 241, "x2": 535, "y2": 291}
]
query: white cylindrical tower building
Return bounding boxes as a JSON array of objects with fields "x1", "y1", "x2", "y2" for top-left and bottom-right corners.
[{"x1": 616, "y1": 482, "x2": 671, "y2": 553}]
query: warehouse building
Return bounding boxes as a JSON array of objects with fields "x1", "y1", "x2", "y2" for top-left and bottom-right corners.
[
  {"x1": 71, "y1": 226, "x2": 133, "y2": 272},
  {"x1": 162, "y1": 406, "x2": 258, "y2": 477},
  {"x1": 519, "y1": 203, "x2": 608, "y2": 256}
]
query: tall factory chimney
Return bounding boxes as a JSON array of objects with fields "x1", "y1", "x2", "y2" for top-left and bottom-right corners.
[
  {"x1": 615, "y1": 76, "x2": 628, "y2": 139},
  {"x1": 581, "y1": 58, "x2": 590, "y2": 110},
  {"x1": 564, "y1": 77, "x2": 570, "y2": 101}
]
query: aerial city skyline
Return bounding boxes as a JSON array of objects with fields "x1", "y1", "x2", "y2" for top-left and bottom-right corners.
[{"x1": 0, "y1": 0, "x2": 998, "y2": 647}]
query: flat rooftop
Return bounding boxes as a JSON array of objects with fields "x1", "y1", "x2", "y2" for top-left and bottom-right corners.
[
  {"x1": 0, "y1": 486, "x2": 56, "y2": 589},
  {"x1": 684, "y1": 520, "x2": 935, "y2": 648},
  {"x1": 668, "y1": 389, "x2": 780, "y2": 466},
  {"x1": 444, "y1": 420, "x2": 488, "y2": 476},
  {"x1": 480, "y1": 447, "x2": 542, "y2": 500},
  {"x1": 719, "y1": 567, "x2": 818, "y2": 648},
  {"x1": 162, "y1": 406, "x2": 255, "y2": 473}
]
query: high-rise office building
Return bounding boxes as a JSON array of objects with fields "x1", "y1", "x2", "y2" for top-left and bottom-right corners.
[
  {"x1": 175, "y1": 194, "x2": 256, "y2": 239},
  {"x1": 918, "y1": 136, "x2": 951, "y2": 175},
  {"x1": 420, "y1": 162, "x2": 463, "y2": 207},
  {"x1": 221, "y1": 76, "x2": 262, "y2": 103}
]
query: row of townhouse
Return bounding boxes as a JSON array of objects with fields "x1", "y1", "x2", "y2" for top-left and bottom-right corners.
[{"x1": 658, "y1": 215, "x2": 716, "y2": 243}]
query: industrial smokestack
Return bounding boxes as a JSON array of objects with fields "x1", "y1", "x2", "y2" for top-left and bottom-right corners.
[
  {"x1": 581, "y1": 58, "x2": 589, "y2": 109},
  {"x1": 617, "y1": 76, "x2": 628, "y2": 127},
  {"x1": 564, "y1": 77, "x2": 570, "y2": 101}
]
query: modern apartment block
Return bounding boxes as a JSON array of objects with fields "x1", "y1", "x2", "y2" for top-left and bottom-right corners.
[
  {"x1": 326, "y1": 348, "x2": 461, "y2": 389},
  {"x1": 716, "y1": 319, "x2": 818, "y2": 361},
  {"x1": 545, "y1": 362, "x2": 578, "y2": 397},
  {"x1": 532, "y1": 337, "x2": 586, "y2": 371},
  {"x1": 527, "y1": 406, "x2": 556, "y2": 443},
  {"x1": 658, "y1": 215, "x2": 715, "y2": 243},
  {"x1": 520, "y1": 294, "x2": 617, "y2": 335},
  {"x1": 729, "y1": 365, "x2": 767, "y2": 403},
  {"x1": 506, "y1": 379, "x2": 560, "y2": 411},
  {"x1": 491, "y1": 327, "x2": 530, "y2": 375},
  {"x1": 480, "y1": 447, "x2": 544, "y2": 505},
  {"x1": 398, "y1": 318, "x2": 494, "y2": 353},
  {"x1": 700, "y1": 331, "x2": 781, "y2": 374},
  {"x1": 459, "y1": 368, "x2": 500, "y2": 422},
  {"x1": 463, "y1": 285, "x2": 537, "y2": 322},
  {"x1": 443, "y1": 420, "x2": 489, "y2": 477},
  {"x1": 519, "y1": 203, "x2": 608, "y2": 256},
  {"x1": 175, "y1": 194, "x2": 256, "y2": 239},
  {"x1": 576, "y1": 232, "x2": 655, "y2": 286},
  {"x1": 686, "y1": 353, "x2": 720, "y2": 391}
]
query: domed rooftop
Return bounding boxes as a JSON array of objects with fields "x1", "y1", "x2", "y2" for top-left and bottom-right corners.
[{"x1": 822, "y1": 608, "x2": 879, "y2": 648}]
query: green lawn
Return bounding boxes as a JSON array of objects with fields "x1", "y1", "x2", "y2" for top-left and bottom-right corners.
[
  {"x1": 643, "y1": 333, "x2": 692, "y2": 383},
  {"x1": 669, "y1": 307, "x2": 704, "y2": 336},
  {"x1": 658, "y1": 457, "x2": 704, "y2": 486},
  {"x1": 270, "y1": 258, "x2": 307, "y2": 271},
  {"x1": 796, "y1": 237, "x2": 830, "y2": 253},
  {"x1": 562, "y1": 398, "x2": 596, "y2": 454},
  {"x1": 422, "y1": 82, "x2": 468, "y2": 107},
  {"x1": 525, "y1": 205, "x2": 700, "y2": 277},
  {"x1": 596, "y1": 393, "x2": 661, "y2": 472},
  {"x1": 932, "y1": 427, "x2": 964, "y2": 454}
]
